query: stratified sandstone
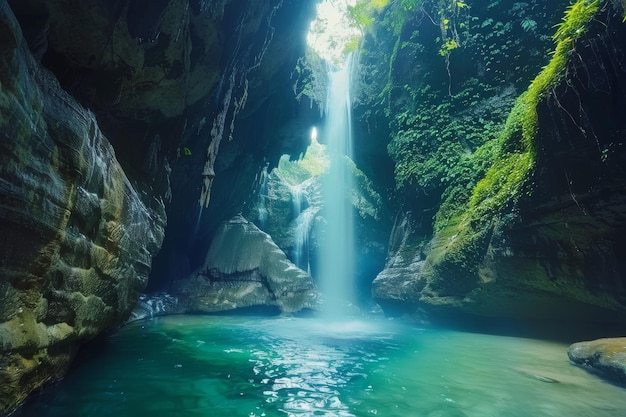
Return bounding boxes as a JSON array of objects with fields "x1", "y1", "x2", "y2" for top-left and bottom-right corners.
[{"x1": 0, "y1": 3, "x2": 165, "y2": 413}]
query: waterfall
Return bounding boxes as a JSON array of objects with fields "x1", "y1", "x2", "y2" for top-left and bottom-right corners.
[
  {"x1": 290, "y1": 182, "x2": 317, "y2": 273},
  {"x1": 317, "y1": 55, "x2": 355, "y2": 316},
  {"x1": 293, "y1": 207, "x2": 317, "y2": 273},
  {"x1": 291, "y1": 182, "x2": 304, "y2": 215},
  {"x1": 290, "y1": 183, "x2": 305, "y2": 267}
]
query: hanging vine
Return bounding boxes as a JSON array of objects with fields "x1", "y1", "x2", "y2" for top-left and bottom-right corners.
[{"x1": 435, "y1": 0, "x2": 471, "y2": 95}]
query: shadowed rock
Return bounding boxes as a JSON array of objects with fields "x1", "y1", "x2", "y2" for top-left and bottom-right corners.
[
  {"x1": 171, "y1": 215, "x2": 317, "y2": 314},
  {"x1": 0, "y1": 2, "x2": 166, "y2": 414}
]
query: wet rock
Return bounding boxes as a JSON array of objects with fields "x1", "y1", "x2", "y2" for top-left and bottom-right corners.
[
  {"x1": 0, "y1": 2, "x2": 165, "y2": 414},
  {"x1": 245, "y1": 148, "x2": 389, "y2": 307},
  {"x1": 125, "y1": 293, "x2": 183, "y2": 323},
  {"x1": 372, "y1": 212, "x2": 427, "y2": 314},
  {"x1": 568, "y1": 338, "x2": 626, "y2": 384},
  {"x1": 171, "y1": 215, "x2": 317, "y2": 314}
]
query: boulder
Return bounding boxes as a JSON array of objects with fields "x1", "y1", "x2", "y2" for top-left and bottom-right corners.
[
  {"x1": 171, "y1": 215, "x2": 317, "y2": 314},
  {"x1": 568, "y1": 338, "x2": 626, "y2": 384}
]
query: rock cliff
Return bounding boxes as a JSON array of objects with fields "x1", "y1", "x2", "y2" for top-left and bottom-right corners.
[
  {"x1": 0, "y1": 2, "x2": 165, "y2": 413},
  {"x1": 0, "y1": 0, "x2": 317, "y2": 414},
  {"x1": 372, "y1": 1, "x2": 626, "y2": 323}
]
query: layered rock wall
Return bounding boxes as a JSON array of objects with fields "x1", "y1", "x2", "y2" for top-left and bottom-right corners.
[{"x1": 0, "y1": 2, "x2": 166, "y2": 413}]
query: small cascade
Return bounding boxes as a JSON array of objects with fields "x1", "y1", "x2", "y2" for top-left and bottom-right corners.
[
  {"x1": 293, "y1": 207, "x2": 318, "y2": 273},
  {"x1": 289, "y1": 182, "x2": 312, "y2": 272},
  {"x1": 291, "y1": 183, "x2": 304, "y2": 215},
  {"x1": 126, "y1": 293, "x2": 181, "y2": 323},
  {"x1": 193, "y1": 205, "x2": 204, "y2": 239}
]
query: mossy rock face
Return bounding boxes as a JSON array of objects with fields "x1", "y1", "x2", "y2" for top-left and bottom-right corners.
[
  {"x1": 375, "y1": 1, "x2": 626, "y2": 322},
  {"x1": 0, "y1": 4, "x2": 165, "y2": 414},
  {"x1": 428, "y1": 2, "x2": 626, "y2": 321}
]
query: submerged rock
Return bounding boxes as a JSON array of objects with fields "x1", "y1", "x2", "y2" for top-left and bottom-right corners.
[
  {"x1": 568, "y1": 338, "x2": 626, "y2": 384},
  {"x1": 171, "y1": 215, "x2": 317, "y2": 314}
]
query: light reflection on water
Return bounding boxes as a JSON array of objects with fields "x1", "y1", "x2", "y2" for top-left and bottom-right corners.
[
  {"x1": 15, "y1": 316, "x2": 626, "y2": 417},
  {"x1": 247, "y1": 319, "x2": 391, "y2": 416}
]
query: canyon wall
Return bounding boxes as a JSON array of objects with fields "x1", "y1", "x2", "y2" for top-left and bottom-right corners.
[
  {"x1": 367, "y1": 1, "x2": 626, "y2": 323},
  {"x1": 0, "y1": 2, "x2": 165, "y2": 412},
  {"x1": 0, "y1": 0, "x2": 317, "y2": 414}
]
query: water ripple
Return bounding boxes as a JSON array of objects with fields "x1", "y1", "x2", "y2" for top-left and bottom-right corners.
[{"x1": 14, "y1": 316, "x2": 626, "y2": 417}]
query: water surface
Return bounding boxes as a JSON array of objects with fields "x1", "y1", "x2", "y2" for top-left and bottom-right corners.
[{"x1": 17, "y1": 316, "x2": 626, "y2": 417}]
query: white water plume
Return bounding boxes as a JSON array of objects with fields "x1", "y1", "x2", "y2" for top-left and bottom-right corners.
[{"x1": 317, "y1": 55, "x2": 355, "y2": 316}]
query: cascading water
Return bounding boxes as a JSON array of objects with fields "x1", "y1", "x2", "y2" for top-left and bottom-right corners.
[
  {"x1": 290, "y1": 183, "x2": 313, "y2": 272},
  {"x1": 293, "y1": 206, "x2": 317, "y2": 273},
  {"x1": 291, "y1": 182, "x2": 304, "y2": 215},
  {"x1": 317, "y1": 55, "x2": 355, "y2": 316}
]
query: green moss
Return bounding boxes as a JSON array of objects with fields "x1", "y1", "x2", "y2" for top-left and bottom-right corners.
[
  {"x1": 468, "y1": 139, "x2": 533, "y2": 217},
  {"x1": 554, "y1": 0, "x2": 602, "y2": 42},
  {"x1": 275, "y1": 139, "x2": 328, "y2": 185},
  {"x1": 427, "y1": 0, "x2": 601, "y2": 285},
  {"x1": 433, "y1": 134, "x2": 500, "y2": 231},
  {"x1": 388, "y1": 78, "x2": 509, "y2": 196},
  {"x1": 463, "y1": 0, "x2": 599, "y2": 223}
]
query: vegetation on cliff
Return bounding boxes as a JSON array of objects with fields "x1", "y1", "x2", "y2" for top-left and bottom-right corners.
[
  {"x1": 352, "y1": 0, "x2": 568, "y2": 229},
  {"x1": 359, "y1": 0, "x2": 626, "y2": 318},
  {"x1": 352, "y1": 0, "x2": 604, "y2": 235},
  {"x1": 467, "y1": 0, "x2": 600, "y2": 217},
  {"x1": 430, "y1": 0, "x2": 601, "y2": 274}
]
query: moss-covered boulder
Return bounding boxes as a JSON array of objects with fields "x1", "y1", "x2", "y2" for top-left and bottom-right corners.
[{"x1": 569, "y1": 338, "x2": 626, "y2": 384}]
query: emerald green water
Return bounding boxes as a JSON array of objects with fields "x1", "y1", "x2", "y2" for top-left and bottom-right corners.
[{"x1": 17, "y1": 316, "x2": 626, "y2": 417}]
